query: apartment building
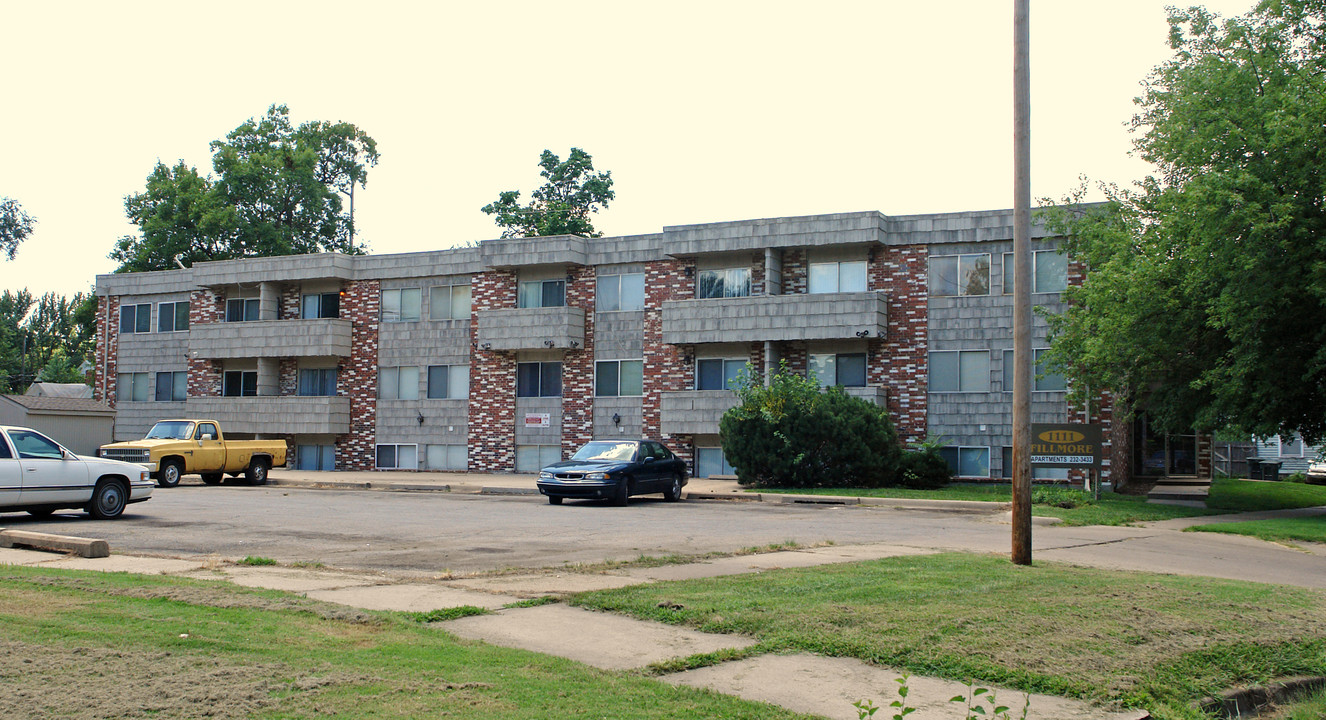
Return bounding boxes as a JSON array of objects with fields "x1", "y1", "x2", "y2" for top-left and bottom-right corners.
[{"x1": 93, "y1": 209, "x2": 1130, "y2": 482}]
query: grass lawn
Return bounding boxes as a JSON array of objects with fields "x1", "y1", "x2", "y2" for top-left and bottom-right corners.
[
  {"x1": 1185, "y1": 517, "x2": 1326, "y2": 545},
  {"x1": 1206, "y1": 479, "x2": 1326, "y2": 512},
  {"x1": 572, "y1": 553, "x2": 1326, "y2": 720},
  {"x1": 0, "y1": 566, "x2": 812, "y2": 720}
]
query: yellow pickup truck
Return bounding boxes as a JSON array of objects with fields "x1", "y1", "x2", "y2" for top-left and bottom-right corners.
[{"x1": 99, "y1": 420, "x2": 287, "y2": 488}]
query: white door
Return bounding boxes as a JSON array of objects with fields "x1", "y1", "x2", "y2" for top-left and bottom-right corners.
[
  {"x1": 10, "y1": 429, "x2": 90, "y2": 505},
  {"x1": 0, "y1": 432, "x2": 21, "y2": 506}
]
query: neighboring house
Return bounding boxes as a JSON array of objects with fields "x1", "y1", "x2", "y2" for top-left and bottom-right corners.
[
  {"x1": 1254, "y1": 434, "x2": 1321, "y2": 475},
  {"x1": 93, "y1": 208, "x2": 1141, "y2": 483},
  {"x1": 25, "y1": 382, "x2": 94, "y2": 399},
  {"x1": 0, "y1": 395, "x2": 115, "y2": 455}
]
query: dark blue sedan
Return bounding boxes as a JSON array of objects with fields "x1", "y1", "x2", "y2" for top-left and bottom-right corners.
[{"x1": 537, "y1": 440, "x2": 688, "y2": 506}]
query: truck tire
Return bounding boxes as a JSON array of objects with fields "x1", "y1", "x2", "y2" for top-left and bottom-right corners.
[
  {"x1": 158, "y1": 459, "x2": 184, "y2": 489},
  {"x1": 245, "y1": 458, "x2": 270, "y2": 486}
]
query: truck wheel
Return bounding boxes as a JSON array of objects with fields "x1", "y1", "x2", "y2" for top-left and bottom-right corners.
[
  {"x1": 245, "y1": 458, "x2": 270, "y2": 486},
  {"x1": 201, "y1": 473, "x2": 223, "y2": 485},
  {"x1": 87, "y1": 479, "x2": 127, "y2": 519},
  {"x1": 158, "y1": 459, "x2": 183, "y2": 489}
]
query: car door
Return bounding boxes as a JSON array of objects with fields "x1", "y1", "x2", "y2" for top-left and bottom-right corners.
[
  {"x1": 640, "y1": 442, "x2": 668, "y2": 490},
  {"x1": 0, "y1": 431, "x2": 21, "y2": 507},
  {"x1": 192, "y1": 422, "x2": 226, "y2": 472},
  {"x1": 12, "y1": 428, "x2": 90, "y2": 505}
]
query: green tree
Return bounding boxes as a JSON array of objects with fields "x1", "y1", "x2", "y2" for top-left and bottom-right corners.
[
  {"x1": 0, "y1": 197, "x2": 35, "y2": 260},
  {"x1": 482, "y1": 148, "x2": 615, "y2": 238},
  {"x1": 1043, "y1": 0, "x2": 1326, "y2": 442},
  {"x1": 112, "y1": 105, "x2": 379, "y2": 272},
  {"x1": 0, "y1": 290, "x2": 93, "y2": 393}
]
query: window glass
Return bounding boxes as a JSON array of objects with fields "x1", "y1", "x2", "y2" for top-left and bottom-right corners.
[
  {"x1": 696, "y1": 447, "x2": 736, "y2": 478},
  {"x1": 541, "y1": 280, "x2": 565, "y2": 308},
  {"x1": 0, "y1": 433, "x2": 12, "y2": 458},
  {"x1": 119, "y1": 305, "x2": 136, "y2": 334},
  {"x1": 517, "y1": 362, "x2": 561, "y2": 397},
  {"x1": 596, "y1": 276, "x2": 620, "y2": 312},
  {"x1": 517, "y1": 363, "x2": 540, "y2": 397},
  {"x1": 450, "y1": 365, "x2": 469, "y2": 399},
  {"x1": 303, "y1": 292, "x2": 339, "y2": 319},
  {"x1": 929, "y1": 352, "x2": 959, "y2": 393},
  {"x1": 539, "y1": 362, "x2": 562, "y2": 397},
  {"x1": 930, "y1": 351, "x2": 989, "y2": 392},
  {"x1": 155, "y1": 372, "x2": 186, "y2": 401},
  {"x1": 840, "y1": 261, "x2": 868, "y2": 292},
  {"x1": 837, "y1": 354, "x2": 867, "y2": 387},
  {"x1": 427, "y1": 366, "x2": 448, "y2": 399},
  {"x1": 133, "y1": 373, "x2": 150, "y2": 402},
  {"x1": 396, "y1": 367, "x2": 419, "y2": 400},
  {"x1": 941, "y1": 447, "x2": 990, "y2": 477},
  {"x1": 516, "y1": 445, "x2": 561, "y2": 473},
  {"x1": 196, "y1": 423, "x2": 218, "y2": 440},
  {"x1": 1034, "y1": 251, "x2": 1068, "y2": 293},
  {"x1": 400, "y1": 288, "x2": 421, "y2": 320},
  {"x1": 300, "y1": 368, "x2": 337, "y2": 396},
  {"x1": 382, "y1": 289, "x2": 421, "y2": 322},
  {"x1": 158, "y1": 302, "x2": 188, "y2": 332},
  {"x1": 1002, "y1": 349, "x2": 1066, "y2": 392},
  {"x1": 697, "y1": 358, "x2": 744, "y2": 390},
  {"x1": 297, "y1": 445, "x2": 335, "y2": 471},
  {"x1": 595, "y1": 360, "x2": 644, "y2": 397},
  {"x1": 929, "y1": 256, "x2": 959, "y2": 296},
  {"x1": 10, "y1": 429, "x2": 63, "y2": 459},
  {"x1": 518, "y1": 280, "x2": 566, "y2": 309},
  {"x1": 930, "y1": 255, "x2": 990, "y2": 296},
  {"x1": 619, "y1": 273, "x2": 645, "y2": 310},
  {"x1": 810, "y1": 354, "x2": 836, "y2": 388},
  {"x1": 376, "y1": 444, "x2": 396, "y2": 468},
  {"x1": 809, "y1": 264, "x2": 839, "y2": 294},
  {"x1": 226, "y1": 298, "x2": 259, "y2": 322},
  {"x1": 809, "y1": 261, "x2": 868, "y2": 294},
  {"x1": 697, "y1": 268, "x2": 751, "y2": 299},
  {"x1": 595, "y1": 361, "x2": 619, "y2": 397},
  {"x1": 619, "y1": 360, "x2": 643, "y2": 396},
  {"x1": 382, "y1": 290, "x2": 400, "y2": 322},
  {"x1": 426, "y1": 444, "x2": 467, "y2": 471}
]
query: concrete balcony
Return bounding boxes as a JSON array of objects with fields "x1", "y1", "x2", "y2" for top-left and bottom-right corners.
[
  {"x1": 660, "y1": 390, "x2": 741, "y2": 436},
  {"x1": 843, "y1": 385, "x2": 888, "y2": 407},
  {"x1": 475, "y1": 306, "x2": 586, "y2": 351},
  {"x1": 189, "y1": 318, "x2": 354, "y2": 360},
  {"x1": 661, "y1": 292, "x2": 887, "y2": 345},
  {"x1": 480, "y1": 235, "x2": 587, "y2": 268},
  {"x1": 185, "y1": 396, "x2": 351, "y2": 435}
]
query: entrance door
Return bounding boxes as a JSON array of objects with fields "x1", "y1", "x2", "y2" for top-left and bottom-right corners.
[{"x1": 1133, "y1": 416, "x2": 1199, "y2": 477}]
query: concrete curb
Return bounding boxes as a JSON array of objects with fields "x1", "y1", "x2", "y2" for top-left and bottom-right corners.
[
  {"x1": 479, "y1": 487, "x2": 540, "y2": 496},
  {"x1": 0, "y1": 529, "x2": 109, "y2": 558}
]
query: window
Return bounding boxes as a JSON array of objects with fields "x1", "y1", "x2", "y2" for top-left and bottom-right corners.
[
  {"x1": 426, "y1": 365, "x2": 470, "y2": 399},
  {"x1": 382, "y1": 288, "x2": 421, "y2": 322},
  {"x1": 929, "y1": 350, "x2": 990, "y2": 392},
  {"x1": 929, "y1": 254, "x2": 990, "y2": 297},
  {"x1": 697, "y1": 268, "x2": 751, "y2": 299},
  {"x1": 154, "y1": 371, "x2": 187, "y2": 401},
  {"x1": 809, "y1": 261, "x2": 868, "y2": 294},
  {"x1": 225, "y1": 298, "x2": 260, "y2": 322},
  {"x1": 425, "y1": 444, "x2": 467, "y2": 471},
  {"x1": 429, "y1": 284, "x2": 471, "y2": 320},
  {"x1": 809, "y1": 353, "x2": 867, "y2": 387},
  {"x1": 196, "y1": 422, "x2": 218, "y2": 440},
  {"x1": 597, "y1": 273, "x2": 645, "y2": 311},
  {"x1": 696, "y1": 447, "x2": 736, "y2": 478},
  {"x1": 157, "y1": 301, "x2": 189, "y2": 332},
  {"x1": 376, "y1": 444, "x2": 418, "y2": 470},
  {"x1": 1001, "y1": 349, "x2": 1067, "y2": 392},
  {"x1": 1002, "y1": 250, "x2": 1069, "y2": 294},
  {"x1": 119, "y1": 304, "x2": 152, "y2": 334},
  {"x1": 302, "y1": 292, "x2": 340, "y2": 319},
  {"x1": 940, "y1": 446, "x2": 990, "y2": 477},
  {"x1": 117, "y1": 372, "x2": 150, "y2": 402},
  {"x1": 1280, "y1": 435, "x2": 1305, "y2": 457},
  {"x1": 9, "y1": 429, "x2": 64, "y2": 460},
  {"x1": 516, "y1": 445, "x2": 562, "y2": 473},
  {"x1": 696, "y1": 358, "x2": 746, "y2": 391},
  {"x1": 518, "y1": 279, "x2": 566, "y2": 309},
  {"x1": 1000, "y1": 447, "x2": 1069, "y2": 479},
  {"x1": 222, "y1": 371, "x2": 257, "y2": 397},
  {"x1": 595, "y1": 360, "x2": 644, "y2": 397},
  {"x1": 379, "y1": 367, "x2": 420, "y2": 400},
  {"x1": 299, "y1": 368, "x2": 338, "y2": 396},
  {"x1": 517, "y1": 362, "x2": 562, "y2": 398},
  {"x1": 297, "y1": 445, "x2": 335, "y2": 471}
]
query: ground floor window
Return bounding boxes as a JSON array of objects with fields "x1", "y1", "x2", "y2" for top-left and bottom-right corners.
[
  {"x1": 941, "y1": 446, "x2": 990, "y2": 478},
  {"x1": 695, "y1": 447, "x2": 736, "y2": 478},
  {"x1": 297, "y1": 445, "x2": 335, "y2": 471},
  {"x1": 516, "y1": 444, "x2": 561, "y2": 473},
  {"x1": 999, "y1": 447, "x2": 1069, "y2": 480},
  {"x1": 376, "y1": 443, "x2": 418, "y2": 470},
  {"x1": 425, "y1": 444, "x2": 467, "y2": 471}
]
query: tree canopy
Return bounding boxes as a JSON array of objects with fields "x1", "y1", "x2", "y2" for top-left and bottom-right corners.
[
  {"x1": 0, "y1": 197, "x2": 35, "y2": 261},
  {"x1": 0, "y1": 290, "x2": 92, "y2": 393},
  {"x1": 111, "y1": 105, "x2": 379, "y2": 272},
  {"x1": 1042, "y1": 0, "x2": 1326, "y2": 442},
  {"x1": 482, "y1": 148, "x2": 614, "y2": 238}
]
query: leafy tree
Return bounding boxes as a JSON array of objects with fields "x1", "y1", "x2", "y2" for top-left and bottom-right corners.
[
  {"x1": 0, "y1": 290, "x2": 92, "y2": 393},
  {"x1": 1042, "y1": 0, "x2": 1326, "y2": 442},
  {"x1": 112, "y1": 105, "x2": 379, "y2": 272},
  {"x1": 482, "y1": 148, "x2": 615, "y2": 238},
  {"x1": 0, "y1": 197, "x2": 35, "y2": 260},
  {"x1": 36, "y1": 349, "x2": 86, "y2": 384},
  {"x1": 719, "y1": 362, "x2": 902, "y2": 488}
]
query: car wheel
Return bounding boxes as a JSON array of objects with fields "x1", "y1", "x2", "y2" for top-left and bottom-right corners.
[
  {"x1": 663, "y1": 473, "x2": 683, "y2": 502},
  {"x1": 201, "y1": 473, "x2": 223, "y2": 485},
  {"x1": 26, "y1": 508, "x2": 54, "y2": 517},
  {"x1": 245, "y1": 459, "x2": 270, "y2": 486},
  {"x1": 87, "y1": 479, "x2": 127, "y2": 519},
  {"x1": 158, "y1": 459, "x2": 184, "y2": 488},
  {"x1": 548, "y1": 496, "x2": 563, "y2": 505},
  {"x1": 612, "y1": 477, "x2": 630, "y2": 507}
]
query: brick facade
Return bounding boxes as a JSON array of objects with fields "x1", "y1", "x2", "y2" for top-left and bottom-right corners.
[
  {"x1": 642, "y1": 258, "x2": 695, "y2": 469},
  {"x1": 561, "y1": 265, "x2": 597, "y2": 458},
  {"x1": 468, "y1": 270, "x2": 517, "y2": 471},
  {"x1": 338, "y1": 280, "x2": 379, "y2": 470},
  {"x1": 94, "y1": 296, "x2": 118, "y2": 405},
  {"x1": 871, "y1": 245, "x2": 928, "y2": 444}
]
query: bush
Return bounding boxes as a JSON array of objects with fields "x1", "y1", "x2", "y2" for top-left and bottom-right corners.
[
  {"x1": 1285, "y1": 472, "x2": 1308, "y2": 484},
  {"x1": 1031, "y1": 485, "x2": 1093, "y2": 508},
  {"x1": 895, "y1": 446, "x2": 951, "y2": 489}
]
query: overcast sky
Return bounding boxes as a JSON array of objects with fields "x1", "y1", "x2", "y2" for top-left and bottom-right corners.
[{"x1": 1, "y1": 0, "x2": 1257, "y2": 299}]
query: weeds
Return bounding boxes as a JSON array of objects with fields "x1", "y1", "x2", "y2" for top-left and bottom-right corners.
[
  {"x1": 856, "y1": 676, "x2": 1029, "y2": 720},
  {"x1": 502, "y1": 597, "x2": 558, "y2": 609},
  {"x1": 237, "y1": 556, "x2": 278, "y2": 566},
  {"x1": 406, "y1": 606, "x2": 489, "y2": 623},
  {"x1": 1030, "y1": 485, "x2": 1092, "y2": 509}
]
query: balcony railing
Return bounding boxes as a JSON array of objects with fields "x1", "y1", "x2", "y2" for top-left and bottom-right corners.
[
  {"x1": 661, "y1": 292, "x2": 887, "y2": 345},
  {"x1": 475, "y1": 307, "x2": 586, "y2": 351},
  {"x1": 185, "y1": 395, "x2": 351, "y2": 435},
  {"x1": 189, "y1": 318, "x2": 354, "y2": 360}
]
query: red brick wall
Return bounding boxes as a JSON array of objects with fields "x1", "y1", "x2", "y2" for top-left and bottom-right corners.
[
  {"x1": 561, "y1": 266, "x2": 596, "y2": 457},
  {"x1": 279, "y1": 358, "x2": 299, "y2": 396},
  {"x1": 643, "y1": 259, "x2": 694, "y2": 454},
  {"x1": 337, "y1": 280, "x2": 379, "y2": 470},
  {"x1": 782, "y1": 249, "x2": 808, "y2": 294},
  {"x1": 468, "y1": 270, "x2": 517, "y2": 471},
  {"x1": 187, "y1": 289, "x2": 225, "y2": 398},
  {"x1": 95, "y1": 296, "x2": 118, "y2": 405},
  {"x1": 281, "y1": 286, "x2": 300, "y2": 320},
  {"x1": 871, "y1": 245, "x2": 928, "y2": 444}
]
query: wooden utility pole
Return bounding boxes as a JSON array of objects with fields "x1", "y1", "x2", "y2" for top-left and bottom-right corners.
[{"x1": 1011, "y1": 0, "x2": 1033, "y2": 565}]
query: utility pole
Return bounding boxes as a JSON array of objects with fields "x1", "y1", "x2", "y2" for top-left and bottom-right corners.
[{"x1": 1012, "y1": 0, "x2": 1033, "y2": 565}]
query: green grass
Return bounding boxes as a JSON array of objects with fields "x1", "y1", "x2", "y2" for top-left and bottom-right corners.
[
  {"x1": 571, "y1": 553, "x2": 1326, "y2": 720},
  {"x1": 238, "y1": 555, "x2": 279, "y2": 566},
  {"x1": 1184, "y1": 517, "x2": 1326, "y2": 544},
  {"x1": 1267, "y1": 684, "x2": 1326, "y2": 719},
  {"x1": 1206, "y1": 479, "x2": 1326, "y2": 512},
  {"x1": 0, "y1": 566, "x2": 813, "y2": 720}
]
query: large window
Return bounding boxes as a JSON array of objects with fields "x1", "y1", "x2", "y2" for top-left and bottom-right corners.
[
  {"x1": 154, "y1": 371, "x2": 187, "y2": 401},
  {"x1": 119, "y1": 304, "x2": 152, "y2": 334},
  {"x1": 809, "y1": 261, "x2": 868, "y2": 294},
  {"x1": 696, "y1": 447, "x2": 737, "y2": 478},
  {"x1": 940, "y1": 446, "x2": 990, "y2": 478},
  {"x1": 376, "y1": 443, "x2": 418, "y2": 470},
  {"x1": 929, "y1": 350, "x2": 990, "y2": 392},
  {"x1": 301, "y1": 292, "x2": 340, "y2": 319},
  {"x1": 427, "y1": 365, "x2": 469, "y2": 399},
  {"x1": 929, "y1": 254, "x2": 990, "y2": 297},
  {"x1": 297, "y1": 445, "x2": 335, "y2": 471},
  {"x1": 382, "y1": 288, "x2": 421, "y2": 322},
  {"x1": 697, "y1": 268, "x2": 751, "y2": 299},
  {"x1": 222, "y1": 370, "x2": 257, "y2": 397},
  {"x1": 117, "y1": 372, "x2": 150, "y2": 402},
  {"x1": 597, "y1": 273, "x2": 645, "y2": 311},
  {"x1": 1002, "y1": 250, "x2": 1069, "y2": 294},
  {"x1": 299, "y1": 368, "x2": 338, "y2": 396},
  {"x1": 518, "y1": 279, "x2": 566, "y2": 309},
  {"x1": 516, "y1": 445, "x2": 562, "y2": 473},
  {"x1": 157, "y1": 301, "x2": 189, "y2": 332},
  {"x1": 425, "y1": 444, "x2": 467, "y2": 471},
  {"x1": 225, "y1": 298, "x2": 260, "y2": 322},
  {"x1": 429, "y1": 284, "x2": 471, "y2": 320},
  {"x1": 595, "y1": 360, "x2": 644, "y2": 397},
  {"x1": 1001, "y1": 349, "x2": 1067, "y2": 392},
  {"x1": 379, "y1": 367, "x2": 420, "y2": 400},
  {"x1": 809, "y1": 353, "x2": 867, "y2": 388},
  {"x1": 696, "y1": 358, "x2": 746, "y2": 391},
  {"x1": 517, "y1": 362, "x2": 562, "y2": 398}
]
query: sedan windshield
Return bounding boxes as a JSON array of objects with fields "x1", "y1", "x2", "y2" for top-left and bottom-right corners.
[
  {"x1": 145, "y1": 421, "x2": 195, "y2": 440},
  {"x1": 571, "y1": 442, "x2": 637, "y2": 463}
]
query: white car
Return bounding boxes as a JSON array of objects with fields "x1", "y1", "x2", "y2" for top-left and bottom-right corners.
[
  {"x1": 0, "y1": 425, "x2": 154, "y2": 519},
  {"x1": 1308, "y1": 455, "x2": 1326, "y2": 485}
]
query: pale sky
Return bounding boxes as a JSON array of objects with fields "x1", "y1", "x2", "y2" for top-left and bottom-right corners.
[{"x1": 1, "y1": 0, "x2": 1257, "y2": 299}]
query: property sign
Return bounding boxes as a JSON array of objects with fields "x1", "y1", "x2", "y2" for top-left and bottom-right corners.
[
  {"x1": 523, "y1": 413, "x2": 551, "y2": 428},
  {"x1": 1030, "y1": 423, "x2": 1102, "y2": 468}
]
